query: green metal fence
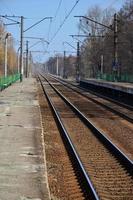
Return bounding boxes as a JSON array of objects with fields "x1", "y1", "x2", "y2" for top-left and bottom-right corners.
[
  {"x1": 96, "y1": 73, "x2": 133, "y2": 83},
  {"x1": 0, "y1": 73, "x2": 20, "y2": 90}
]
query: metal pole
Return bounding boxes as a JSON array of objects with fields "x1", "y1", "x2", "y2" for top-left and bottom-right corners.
[
  {"x1": 76, "y1": 41, "x2": 80, "y2": 82},
  {"x1": 29, "y1": 51, "x2": 32, "y2": 77},
  {"x1": 17, "y1": 53, "x2": 19, "y2": 73},
  {"x1": 26, "y1": 40, "x2": 29, "y2": 78},
  {"x1": 56, "y1": 55, "x2": 59, "y2": 76},
  {"x1": 20, "y1": 16, "x2": 24, "y2": 82},
  {"x1": 63, "y1": 51, "x2": 66, "y2": 78},
  {"x1": 4, "y1": 33, "x2": 11, "y2": 77},
  {"x1": 4, "y1": 37, "x2": 8, "y2": 77},
  {"x1": 17, "y1": 47, "x2": 20, "y2": 73},
  {"x1": 113, "y1": 13, "x2": 118, "y2": 76},
  {"x1": 101, "y1": 55, "x2": 104, "y2": 74}
]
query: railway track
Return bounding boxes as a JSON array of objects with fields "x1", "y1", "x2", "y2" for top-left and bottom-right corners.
[
  {"x1": 57, "y1": 75, "x2": 133, "y2": 111},
  {"x1": 38, "y1": 75, "x2": 133, "y2": 200},
  {"x1": 38, "y1": 91, "x2": 87, "y2": 199},
  {"x1": 38, "y1": 77, "x2": 95, "y2": 200},
  {"x1": 40, "y1": 74, "x2": 133, "y2": 160},
  {"x1": 48, "y1": 74, "x2": 133, "y2": 123}
]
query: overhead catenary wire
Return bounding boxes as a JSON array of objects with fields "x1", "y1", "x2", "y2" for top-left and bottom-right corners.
[
  {"x1": 47, "y1": 18, "x2": 52, "y2": 42},
  {"x1": 78, "y1": 1, "x2": 121, "y2": 36},
  {"x1": 49, "y1": 0, "x2": 81, "y2": 44},
  {"x1": 54, "y1": 0, "x2": 63, "y2": 18},
  {"x1": 46, "y1": 0, "x2": 63, "y2": 46}
]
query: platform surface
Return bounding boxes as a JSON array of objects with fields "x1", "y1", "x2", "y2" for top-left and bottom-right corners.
[
  {"x1": 80, "y1": 79, "x2": 133, "y2": 94},
  {"x1": 0, "y1": 78, "x2": 50, "y2": 200}
]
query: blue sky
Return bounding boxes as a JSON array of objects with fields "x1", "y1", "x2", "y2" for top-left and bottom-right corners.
[{"x1": 0, "y1": 0, "x2": 125, "y2": 62}]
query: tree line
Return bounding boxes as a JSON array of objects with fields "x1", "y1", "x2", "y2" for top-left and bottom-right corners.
[{"x1": 0, "y1": 20, "x2": 17, "y2": 76}]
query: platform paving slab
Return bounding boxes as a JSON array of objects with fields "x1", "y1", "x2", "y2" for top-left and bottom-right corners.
[{"x1": 0, "y1": 78, "x2": 50, "y2": 200}]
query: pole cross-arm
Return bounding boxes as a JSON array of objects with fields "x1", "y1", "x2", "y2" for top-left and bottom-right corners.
[
  {"x1": 74, "y1": 16, "x2": 113, "y2": 31},
  {"x1": 63, "y1": 41, "x2": 77, "y2": 50}
]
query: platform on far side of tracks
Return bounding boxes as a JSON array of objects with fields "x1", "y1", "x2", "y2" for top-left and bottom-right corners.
[
  {"x1": 80, "y1": 79, "x2": 133, "y2": 94},
  {"x1": 80, "y1": 79, "x2": 133, "y2": 106},
  {"x1": 0, "y1": 78, "x2": 50, "y2": 200}
]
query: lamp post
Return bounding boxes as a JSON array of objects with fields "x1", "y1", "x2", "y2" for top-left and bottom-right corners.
[{"x1": 4, "y1": 32, "x2": 11, "y2": 77}]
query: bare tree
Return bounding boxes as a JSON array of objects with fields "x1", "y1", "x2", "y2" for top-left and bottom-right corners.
[
  {"x1": 79, "y1": 5, "x2": 115, "y2": 78},
  {"x1": 0, "y1": 20, "x2": 17, "y2": 76}
]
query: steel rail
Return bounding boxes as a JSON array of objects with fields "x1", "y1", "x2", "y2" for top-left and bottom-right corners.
[
  {"x1": 41, "y1": 74, "x2": 133, "y2": 175},
  {"x1": 38, "y1": 75, "x2": 100, "y2": 200},
  {"x1": 47, "y1": 74, "x2": 133, "y2": 123},
  {"x1": 54, "y1": 75, "x2": 133, "y2": 111},
  {"x1": 74, "y1": 79, "x2": 133, "y2": 110},
  {"x1": 79, "y1": 82, "x2": 133, "y2": 111}
]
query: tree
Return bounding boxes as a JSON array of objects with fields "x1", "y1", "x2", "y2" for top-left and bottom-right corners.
[
  {"x1": 45, "y1": 54, "x2": 77, "y2": 78},
  {"x1": 8, "y1": 37, "x2": 17, "y2": 73},
  {"x1": 80, "y1": 1, "x2": 133, "y2": 80},
  {"x1": 0, "y1": 21, "x2": 5, "y2": 75},
  {"x1": 79, "y1": 5, "x2": 115, "y2": 78},
  {"x1": 0, "y1": 20, "x2": 17, "y2": 76}
]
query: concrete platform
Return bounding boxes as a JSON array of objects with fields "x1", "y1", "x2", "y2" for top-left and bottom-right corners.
[
  {"x1": 0, "y1": 78, "x2": 50, "y2": 200},
  {"x1": 80, "y1": 79, "x2": 133, "y2": 94},
  {"x1": 80, "y1": 79, "x2": 133, "y2": 106}
]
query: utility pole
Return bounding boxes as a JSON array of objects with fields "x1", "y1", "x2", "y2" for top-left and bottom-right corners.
[
  {"x1": 4, "y1": 33, "x2": 11, "y2": 77},
  {"x1": 113, "y1": 13, "x2": 119, "y2": 77},
  {"x1": 76, "y1": 41, "x2": 80, "y2": 82},
  {"x1": 0, "y1": 15, "x2": 23, "y2": 80},
  {"x1": 63, "y1": 41, "x2": 77, "y2": 80},
  {"x1": 26, "y1": 40, "x2": 29, "y2": 78},
  {"x1": 100, "y1": 55, "x2": 104, "y2": 74},
  {"x1": 4, "y1": 35, "x2": 8, "y2": 77},
  {"x1": 20, "y1": 16, "x2": 24, "y2": 82},
  {"x1": 17, "y1": 47, "x2": 21, "y2": 74},
  {"x1": 29, "y1": 51, "x2": 32, "y2": 77},
  {"x1": 56, "y1": 55, "x2": 59, "y2": 76},
  {"x1": 63, "y1": 50, "x2": 66, "y2": 78}
]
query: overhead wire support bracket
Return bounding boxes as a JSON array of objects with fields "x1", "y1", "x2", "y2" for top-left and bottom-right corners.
[
  {"x1": 74, "y1": 15, "x2": 113, "y2": 31},
  {"x1": 70, "y1": 34, "x2": 105, "y2": 38},
  {"x1": 63, "y1": 41, "x2": 77, "y2": 50},
  {"x1": 24, "y1": 17, "x2": 52, "y2": 33},
  {"x1": 24, "y1": 36, "x2": 49, "y2": 44},
  {"x1": 0, "y1": 15, "x2": 21, "y2": 24},
  {"x1": 4, "y1": 22, "x2": 20, "y2": 26},
  {"x1": 0, "y1": 15, "x2": 21, "y2": 18},
  {"x1": 70, "y1": 34, "x2": 89, "y2": 37}
]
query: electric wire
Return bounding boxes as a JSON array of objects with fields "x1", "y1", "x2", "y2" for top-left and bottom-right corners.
[
  {"x1": 46, "y1": 0, "x2": 63, "y2": 50},
  {"x1": 54, "y1": 0, "x2": 63, "y2": 18},
  {"x1": 49, "y1": 0, "x2": 80, "y2": 44},
  {"x1": 79, "y1": 1, "x2": 121, "y2": 35},
  {"x1": 47, "y1": 18, "x2": 52, "y2": 42}
]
